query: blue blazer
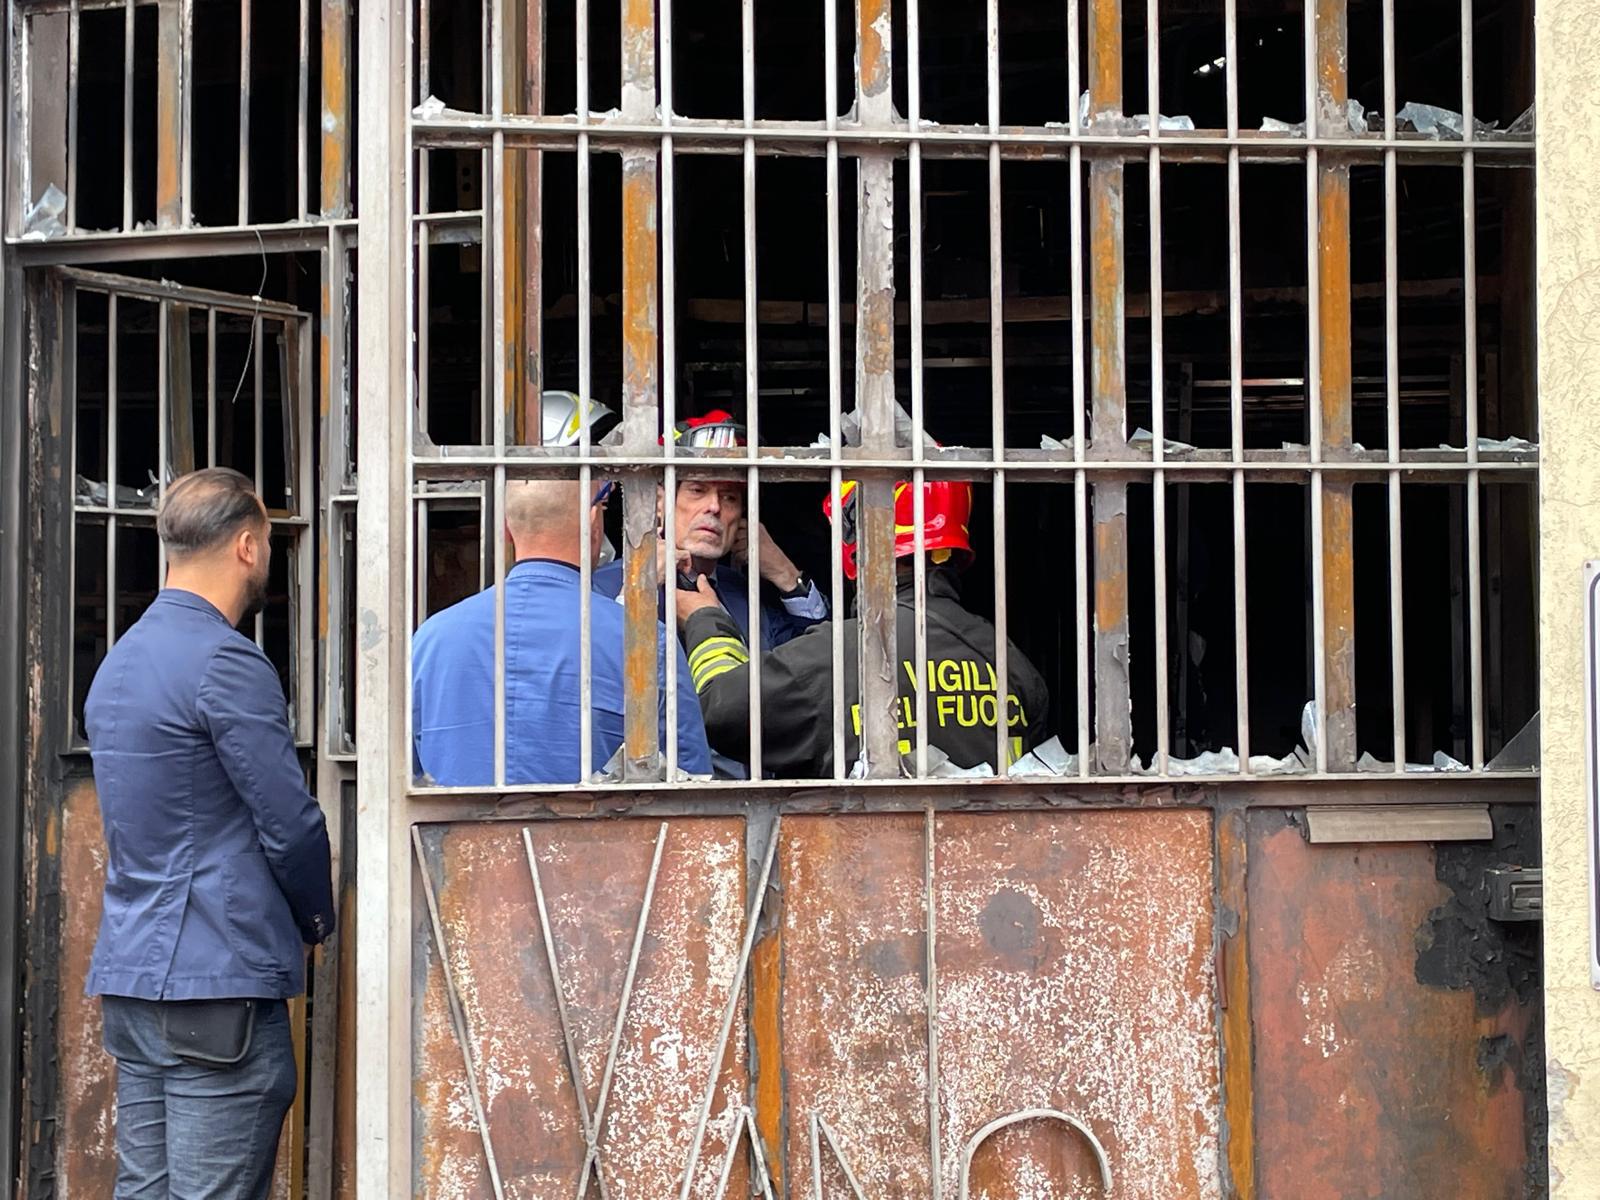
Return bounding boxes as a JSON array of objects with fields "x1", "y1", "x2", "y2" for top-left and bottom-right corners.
[{"x1": 84, "y1": 590, "x2": 334, "y2": 1001}]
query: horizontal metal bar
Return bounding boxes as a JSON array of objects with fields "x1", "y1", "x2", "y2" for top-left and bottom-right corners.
[
  {"x1": 56, "y1": 269, "x2": 311, "y2": 317},
  {"x1": 74, "y1": 506, "x2": 311, "y2": 526},
  {"x1": 21, "y1": 0, "x2": 157, "y2": 12},
  {"x1": 410, "y1": 454, "x2": 1536, "y2": 482},
  {"x1": 401, "y1": 773, "x2": 1539, "y2": 824},
  {"x1": 412, "y1": 114, "x2": 1534, "y2": 160},
  {"x1": 8, "y1": 212, "x2": 483, "y2": 265}
]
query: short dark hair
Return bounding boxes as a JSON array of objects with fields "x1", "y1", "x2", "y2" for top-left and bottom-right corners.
[{"x1": 156, "y1": 468, "x2": 266, "y2": 559}]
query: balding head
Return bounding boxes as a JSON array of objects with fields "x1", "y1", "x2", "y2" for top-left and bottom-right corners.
[
  {"x1": 157, "y1": 468, "x2": 272, "y2": 624},
  {"x1": 158, "y1": 467, "x2": 268, "y2": 561},
  {"x1": 504, "y1": 478, "x2": 608, "y2": 566}
]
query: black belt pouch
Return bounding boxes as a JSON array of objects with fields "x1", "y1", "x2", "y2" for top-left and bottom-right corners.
[{"x1": 161, "y1": 999, "x2": 257, "y2": 1067}]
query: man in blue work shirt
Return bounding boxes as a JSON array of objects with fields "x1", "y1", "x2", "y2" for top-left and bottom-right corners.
[
  {"x1": 412, "y1": 477, "x2": 711, "y2": 783},
  {"x1": 84, "y1": 467, "x2": 334, "y2": 1200}
]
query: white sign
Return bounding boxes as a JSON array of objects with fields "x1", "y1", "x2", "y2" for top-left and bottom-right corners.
[{"x1": 1586, "y1": 561, "x2": 1600, "y2": 988}]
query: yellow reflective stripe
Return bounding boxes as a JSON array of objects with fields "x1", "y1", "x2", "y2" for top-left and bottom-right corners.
[
  {"x1": 693, "y1": 659, "x2": 742, "y2": 692},
  {"x1": 689, "y1": 641, "x2": 750, "y2": 689},
  {"x1": 692, "y1": 658, "x2": 743, "y2": 690},
  {"x1": 688, "y1": 635, "x2": 748, "y2": 672}
]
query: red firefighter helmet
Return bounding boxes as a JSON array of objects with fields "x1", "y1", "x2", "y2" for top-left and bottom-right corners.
[
  {"x1": 822, "y1": 479, "x2": 974, "y2": 581},
  {"x1": 663, "y1": 410, "x2": 746, "y2": 449}
]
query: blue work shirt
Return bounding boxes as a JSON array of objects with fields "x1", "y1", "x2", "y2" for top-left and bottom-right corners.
[
  {"x1": 592, "y1": 560, "x2": 827, "y2": 652},
  {"x1": 412, "y1": 559, "x2": 712, "y2": 785},
  {"x1": 83, "y1": 590, "x2": 334, "y2": 1002}
]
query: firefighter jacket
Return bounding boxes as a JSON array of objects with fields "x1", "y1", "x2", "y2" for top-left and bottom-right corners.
[{"x1": 682, "y1": 568, "x2": 1050, "y2": 778}]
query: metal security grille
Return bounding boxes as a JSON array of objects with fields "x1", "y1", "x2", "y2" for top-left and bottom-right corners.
[
  {"x1": 8, "y1": 0, "x2": 322, "y2": 234},
  {"x1": 391, "y1": 0, "x2": 1537, "y2": 795},
  {"x1": 54, "y1": 269, "x2": 315, "y2": 747}
]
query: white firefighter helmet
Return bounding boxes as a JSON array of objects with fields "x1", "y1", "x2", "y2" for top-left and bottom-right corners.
[{"x1": 540, "y1": 390, "x2": 615, "y2": 446}]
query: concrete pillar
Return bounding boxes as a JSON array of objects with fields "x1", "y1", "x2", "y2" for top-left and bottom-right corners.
[{"x1": 1537, "y1": 0, "x2": 1600, "y2": 1190}]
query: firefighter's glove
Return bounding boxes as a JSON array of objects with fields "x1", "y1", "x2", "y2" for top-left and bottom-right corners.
[{"x1": 675, "y1": 573, "x2": 724, "y2": 626}]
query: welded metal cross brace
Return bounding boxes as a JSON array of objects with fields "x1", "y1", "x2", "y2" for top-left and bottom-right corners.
[
  {"x1": 810, "y1": 1114, "x2": 871, "y2": 1199},
  {"x1": 522, "y1": 822, "x2": 671, "y2": 1200},
  {"x1": 712, "y1": 1105, "x2": 777, "y2": 1200}
]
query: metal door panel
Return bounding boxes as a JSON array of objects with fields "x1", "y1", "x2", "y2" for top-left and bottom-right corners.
[
  {"x1": 1248, "y1": 812, "x2": 1538, "y2": 1198},
  {"x1": 413, "y1": 818, "x2": 751, "y2": 1199}
]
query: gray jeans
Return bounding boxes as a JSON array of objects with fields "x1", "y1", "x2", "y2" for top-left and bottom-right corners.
[{"x1": 100, "y1": 995, "x2": 297, "y2": 1200}]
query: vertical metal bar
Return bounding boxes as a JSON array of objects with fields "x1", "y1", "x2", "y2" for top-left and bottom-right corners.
[
  {"x1": 1383, "y1": 0, "x2": 1404, "y2": 768},
  {"x1": 159, "y1": 302, "x2": 170, "y2": 581},
  {"x1": 923, "y1": 807, "x2": 940, "y2": 1195},
  {"x1": 1314, "y1": 0, "x2": 1357, "y2": 771},
  {"x1": 252, "y1": 313, "x2": 264, "y2": 645},
  {"x1": 1074, "y1": 470, "x2": 1089, "y2": 774},
  {"x1": 292, "y1": 319, "x2": 314, "y2": 736},
  {"x1": 206, "y1": 307, "x2": 216, "y2": 466},
  {"x1": 66, "y1": 0, "x2": 78, "y2": 230},
  {"x1": 238, "y1": 0, "x2": 251, "y2": 225},
  {"x1": 107, "y1": 292, "x2": 119, "y2": 647},
  {"x1": 661, "y1": 0, "x2": 677, "y2": 776},
  {"x1": 1223, "y1": 0, "x2": 1249, "y2": 771},
  {"x1": 830, "y1": 468, "x2": 846, "y2": 778},
  {"x1": 1462, "y1": 0, "x2": 1483, "y2": 768},
  {"x1": 1088, "y1": 0, "x2": 1130, "y2": 774},
  {"x1": 122, "y1": 0, "x2": 134, "y2": 230},
  {"x1": 1227, "y1": 224, "x2": 1250, "y2": 774},
  {"x1": 157, "y1": 0, "x2": 183, "y2": 227},
  {"x1": 739, "y1": 0, "x2": 761, "y2": 777},
  {"x1": 353, "y1": 0, "x2": 414, "y2": 1186},
  {"x1": 181, "y1": 0, "x2": 194, "y2": 224},
  {"x1": 320, "y1": 0, "x2": 351, "y2": 218},
  {"x1": 745, "y1": 465, "x2": 763, "y2": 778},
  {"x1": 621, "y1": 0, "x2": 661, "y2": 779},
  {"x1": 488, "y1": 0, "x2": 508, "y2": 787},
  {"x1": 986, "y1": 0, "x2": 1010, "y2": 773},
  {"x1": 1150, "y1": 156, "x2": 1170, "y2": 774},
  {"x1": 824, "y1": 0, "x2": 844, "y2": 778},
  {"x1": 1068, "y1": 0, "x2": 1089, "y2": 774},
  {"x1": 1146, "y1": 0, "x2": 1169, "y2": 774},
  {"x1": 297, "y1": 0, "x2": 309, "y2": 220},
  {"x1": 854, "y1": 0, "x2": 897, "y2": 778},
  {"x1": 907, "y1": 0, "x2": 929, "y2": 781},
  {"x1": 576, "y1": 0, "x2": 593, "y2": 777},
  {"x1": 12, "y1": 7, "x2": 29, "y2": 243},
  {"x1": 492, "y1": 468, "x2": 507, "y2": 784}
]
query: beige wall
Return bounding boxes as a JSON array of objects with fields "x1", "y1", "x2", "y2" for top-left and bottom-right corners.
[{"x1": 1538, "y1": 0, "x2": 1600, "y2": 1190}]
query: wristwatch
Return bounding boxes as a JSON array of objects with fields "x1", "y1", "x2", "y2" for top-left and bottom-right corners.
[{"x1": 778, "y1": 572, "x2": 812, "y2": 600}]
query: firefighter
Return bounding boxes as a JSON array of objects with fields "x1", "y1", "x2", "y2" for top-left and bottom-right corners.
[{"x1": 676, "y1": 478, "x2": 1050, "y2": 778}]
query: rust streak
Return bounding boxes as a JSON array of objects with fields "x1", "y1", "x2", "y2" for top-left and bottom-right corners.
[
  {"x1": 1217, "y1": 807, "x2": 1256, "y2": 1199},
  {"x1": 1314, "y1": 0, "x2": 1357, "y2": 771},
  {"x1": 1089, "y1": 156, "x2": 1131, "y2": 772},
  {"x1": 1087, "y1": 0, "x2": 1123, "y2": 117},
  {"x1": 620, "y1": 151, "x2": 661, "y2": 775},
  {"x1": 751, "y1": 923, "x2": 785, "y2": 1194},
  {"x1": 856, "y1": 0, "x2": 891, "y2": 101},
  {"x1": 319, "y1": 0, "x2": 350, "y2": 218},
  {"x1": 155, "y1": 0, "x2": 183, "y2": 227}
]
